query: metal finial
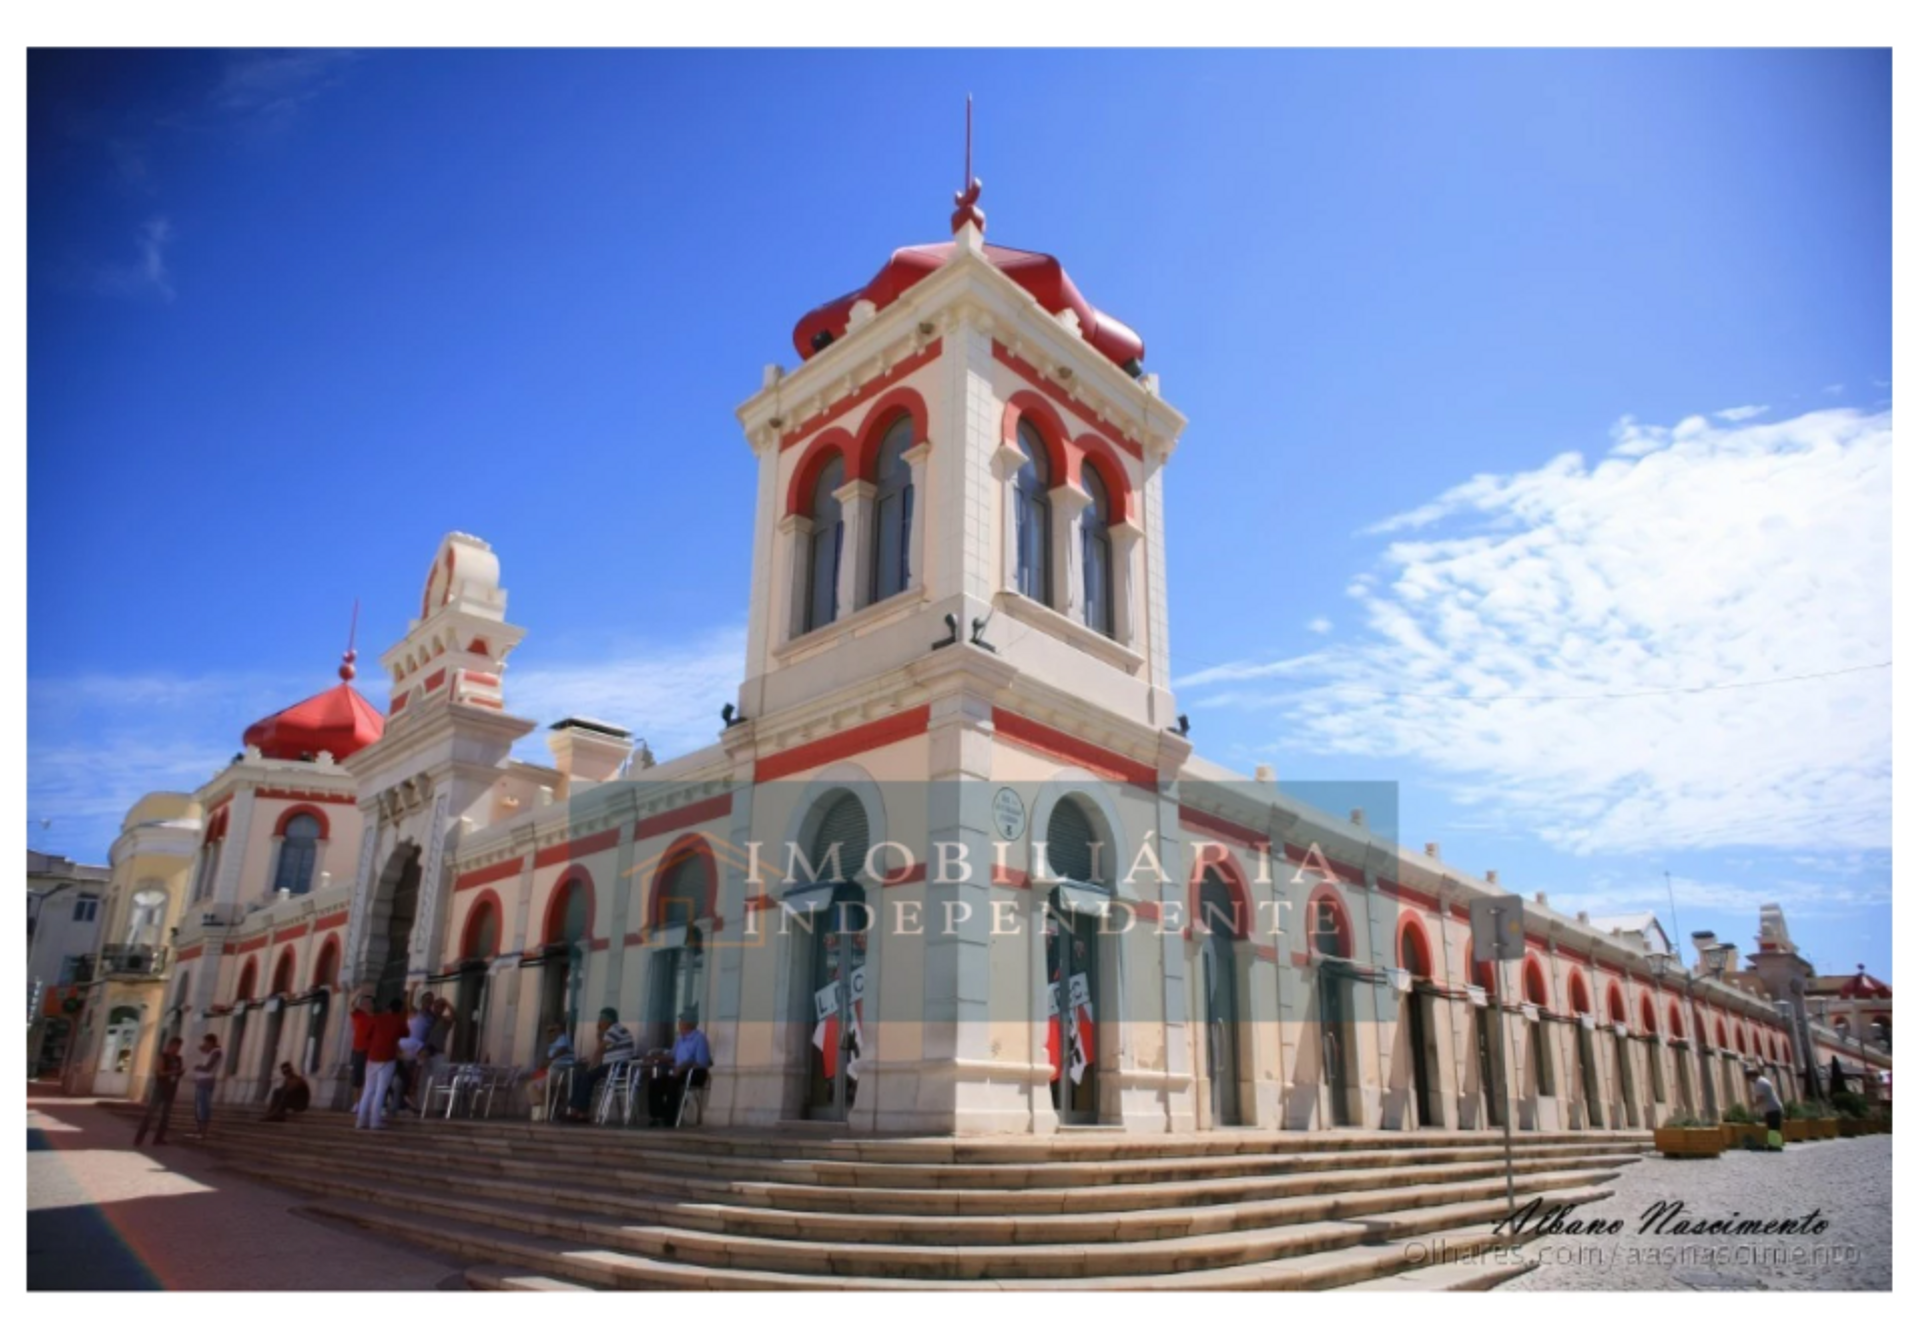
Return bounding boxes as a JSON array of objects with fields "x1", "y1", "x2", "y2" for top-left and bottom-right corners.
[
  {"x1": 951, "y1": 93, "x2": 984, "y2": 234},
  {"x1": 339, "y1": 598, "x2": 360, "y2": 681}
]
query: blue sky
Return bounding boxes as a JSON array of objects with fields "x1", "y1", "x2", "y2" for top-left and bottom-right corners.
[{"x1": 28, "y1": 49, "x2": 1891, "y2": 977}]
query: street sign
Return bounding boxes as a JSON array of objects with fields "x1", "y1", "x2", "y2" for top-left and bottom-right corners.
[{"x1": 1470, "y1": 894, "x2": 1527, "y2": 963}]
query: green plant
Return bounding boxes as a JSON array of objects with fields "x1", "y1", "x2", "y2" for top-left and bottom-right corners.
[
  {"x1": 1834, "y1": 1091, "x2": 1871, "y2": 1118},
  {"x1": 1663, "y1": 1115, "x2": 1710, "y2": 1129},
  {"x1": 1723, "y1": 1103, "x2": 1755, "y2": 1124}
]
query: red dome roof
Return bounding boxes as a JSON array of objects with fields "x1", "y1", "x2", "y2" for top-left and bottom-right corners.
[
  {"x1": 793, "y1": 242, "x2": 1145, "y2": 372},
  {"x1": 243, "y1": 679, "x2": 385, "y2": 762}
]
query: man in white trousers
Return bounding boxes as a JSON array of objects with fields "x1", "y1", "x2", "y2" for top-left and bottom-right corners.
[{"x1": 355, "y1": 997, "x2": 409, "y2": 1130}]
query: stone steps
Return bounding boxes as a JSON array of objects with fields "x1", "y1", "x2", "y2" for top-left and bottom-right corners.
[
  {"x1": 233, "y1": 1153, "x2": 1619, "y2": 1249},
  {"x1": 306, "y1": 1197, "x2": 1583, "y2": 1291},
  {"x1": 175, "y1": 1111, "x2": 1643, "y2": 1192},
  {"x1": 227, "y1": 1135, "x2": 1636, "y2": 1223},
  {"x1": 100, "y1": 1102, "x2": 1639, "y2": 1290}
]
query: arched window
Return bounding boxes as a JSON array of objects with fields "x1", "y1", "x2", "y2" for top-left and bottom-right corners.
[
  {"x1": 128, "y1": 889, "x2": 168, "y2": 946},
  {"x1": 1198, "y1": 867, "x2": 1243, "y2": 938},
  {"x1": 1081, "y1": 465, "x2": 1114, "y2": 637},
  {"x1": 462, "y1": 900, "x2": 499, "y2": 960},
  {"x1": 804, "y1": 455, "x2": 846, "y2": 633},
  {"x1": 809, "y1": 792, "x2": 870, "y2": 883},
  {"x1": 235, "y1": 960, "x2": 258, "y2": 1003},
  {"x1": 1310, "y1": 891, "x2": 1351, "y2": 959},
  {"x1": 1398, "y1": 921, "x2": 1432, "y2": 979},
  {"x1": 653, "y1": 847, "x2": 712, "y2": 928},
  {"x1": 545, "y1": 878, "x2": 591, "y2": 947},
  {"x1": 871, "y1": 416, "x2": 914, "y2": 603},
  {"x1": 271, "y1": 950, "x2": 295, "y2": 997},
  {"x1": 1046, "y1": 798, "x2": 1106, "y2": 886},
  {"x1": 312, "y1": 938, "x2": 340, "y2": 990},
  {"x1": 1014, "y1": 420, "x2": 1052, "y2": 605},
  {"x1": 274, "y1": 813, "x2": 322, "y2": 896}
]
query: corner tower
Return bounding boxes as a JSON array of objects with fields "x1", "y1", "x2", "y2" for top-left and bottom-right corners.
[{"x1": 733, "y1": 197, "x2": 1188, "y2": 742}]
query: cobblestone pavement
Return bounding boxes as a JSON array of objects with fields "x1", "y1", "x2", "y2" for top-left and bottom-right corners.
[
  {"x1": 1503, "y1": 1135, "x2": 1892, "y2": 1291},
  {"x1": 27, "y1": 1086, "x2": 465, "y2": 1290}
]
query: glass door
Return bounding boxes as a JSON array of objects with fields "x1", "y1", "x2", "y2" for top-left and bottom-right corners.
[
  {"x1": 1047, "y1": 895, "x2": 1099, "y2": 1125},
  {"x1": 808, "y1": 887, "x2": 867, "y2": 1121}
]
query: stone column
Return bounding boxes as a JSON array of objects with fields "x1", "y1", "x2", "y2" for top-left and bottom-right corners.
[
  {"x1": 833, "y1": 478, "x2": 877, "y2": 618},
  {"x1": 1047, "y1": 481, "x2": 1092, "y2": 621},
  {"x1": 1107, "y1": 517, "x2": 1144, "y2": 648},
  {"x1": 776, "y1": 514, "x2": 813, "y2": 641},
  {"x1": 902, "y1": 439, "x2": 933, "y2": 594}
]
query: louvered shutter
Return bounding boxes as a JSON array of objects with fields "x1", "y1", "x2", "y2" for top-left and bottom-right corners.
[
  {"x1": 1047, "y1": 800, "x2": 1099, "y2": 885},
  {"x1": 811, "y1": 793, "x2": 870, "y2": 881}
]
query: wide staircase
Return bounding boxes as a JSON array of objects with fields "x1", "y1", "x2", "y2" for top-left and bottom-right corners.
[{"x1": 106, "y1": 1104, "x2": 1647, "y2": 1290}]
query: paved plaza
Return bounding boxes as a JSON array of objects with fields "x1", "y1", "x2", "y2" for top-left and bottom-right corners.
[
  {"x1": 26, "y1": 1086, "x2": 461, "y2": 1290},
  {"x1": 1504, "y1": 1135, "x2": 1893, "y2": 1291}
]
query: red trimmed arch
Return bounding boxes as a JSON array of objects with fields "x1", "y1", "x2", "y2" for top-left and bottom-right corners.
[
  {"x1": 783, "y1": 430, "x2": 856, "y2": 517},
  {"x1": 1639, "y1": 993, "x2": 1659, "y2": 1037},
  {"x1": 541, "y1": 866, "x2": 596, "y2": 946},
  {"x1": 461, "y1": 891, "x2": 505, "y2": 958},
  {"x1": 1668, "y1": 1000, "x2": 1686, "y2": 1040},
  {"x1": 1306, "y1": 883, "x2": 1353, "y2": 959},
  {"x1": 1606, "y1": 981, "x2": 1629, "y2": 1025},
  {"x1": 1074, "y1": 432, "x2": 1138, "y2": 524},
  {"x1": 1395, "y1": 911, "x2": 1433, "y2": 978},
  {"x1": 1463, "y1": 940, "x2": 1498, "y2": 994},
  {"x1": 852, "y1": 386, "x2": 930, "y2": 482},
  {"x1": 1715, "y1": 1017, "x2": 1729, "y2": 1049},
  {"x1": 235, "y1": 958, "x2": 259, "y2": 1002},
  {"x1": 273, "y1": 803, "x2": 331, "y2": 840},
  {"x1": 1567, "y1": 967, "x2": 1593, "y2": 1016},
  {"x1": 1001, "y1": 391, "x2": 1074, "y2": 483},
  {"x1": 648, "y1": 835, "x2": 719, "y2": 928},
  {"x1": 311, "y1": 934, "x2": 340, "y2": 990},
  {"x1": 1523, "y1": 956, "x2": 1550, "y2": 1007},
  {"x1": 1187, "y1": 845, "x2": 1252, "y2": 940},
  {"x1": 270, "y1": 947, "x2": 297, "y2": 996}
]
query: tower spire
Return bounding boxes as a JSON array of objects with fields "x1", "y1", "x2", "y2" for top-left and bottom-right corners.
[
  {"x1": 951, "y1": 93, "x2": 984, "y2": 235},
  {"x1": 339, "y1": 598, "x2": 360, "y2": 682}
]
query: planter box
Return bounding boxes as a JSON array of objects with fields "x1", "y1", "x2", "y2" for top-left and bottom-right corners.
[
  {"x1": 1782, "y1": 1118, "x2": 1812, "y2": 1142},
  {"x1": 1813, "y1": 1117, "x2": 1840, "y2": 1140},
  {"x1": 1724, "y1": 1122, "x2": 1766, "y2": 1150},
  {"x1": 1838, "y1": 1117, "x2": 1868, "y2": 1138},
  {"x1": 1655, "y1": 1127, "x2": 1725, "y2": 1159}
]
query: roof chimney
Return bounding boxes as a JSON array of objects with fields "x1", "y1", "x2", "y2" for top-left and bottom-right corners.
[
  {"x1": 1424, "y1": 842, "x2": 1441, "y2": 860},
  {"x1": 1350, "y1": 808, "x2": 1367, "y2": 829}
]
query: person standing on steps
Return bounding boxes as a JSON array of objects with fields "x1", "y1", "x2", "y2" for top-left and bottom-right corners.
[
  {"x1": 355, "y1": 999, "x2": 409, "y2": 1131},
  {"x1": 133, "y1": 1036, "x2": 186, "y2": 1146},
  {"x1": 189, "y1": 1032, "x2": 223, "y2": 1139},
  {"x1": 347, "y1": 992, "x2": 374, "y2": 1112}
]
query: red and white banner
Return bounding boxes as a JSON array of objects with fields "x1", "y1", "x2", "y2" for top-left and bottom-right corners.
[
  {"x1": 1046, "y1": 971, "x2": 1095, "y2": 1086},
  {"x1": 813, "y1": 964, "x2": 867, "y2": 1080}
]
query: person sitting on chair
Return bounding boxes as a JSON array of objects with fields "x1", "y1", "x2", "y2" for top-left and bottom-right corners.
[
  {"x1": 648, "y1": 1011, "x2": 711, "y2": 1127},
  {"x1": 263, "y1": 1062, "x2": 311, "y2": 1122},
  {"x1": 566, "y1": 1008, "x2": 637, "y2": 1123}
]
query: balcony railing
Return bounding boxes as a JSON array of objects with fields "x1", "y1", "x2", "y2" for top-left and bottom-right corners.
[{"x1": 93, "y1": 944, "x2": 171, "y2": 978}]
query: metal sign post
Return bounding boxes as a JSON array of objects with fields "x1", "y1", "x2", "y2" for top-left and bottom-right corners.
[{"x1": 1471, "y1": 894, "x2": 1526, "y2": 1212}]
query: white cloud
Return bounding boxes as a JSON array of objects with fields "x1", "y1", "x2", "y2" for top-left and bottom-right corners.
[
  {"x1": 1545, "y1": 872, "x2": 1890, "y2": 923},
  {"x1": 1205, "y1": 405, "x2": 1891, "y2": 857},
  {"x1": 505, "y1": 626, "x2": 746, "y2": 767},
  {"x1": 1306, "y1": 617, "x2": 1333, "y2": 636},
  {"x1": 1715, "y1": 404, "x2": 1769, "y2": 423},
  {"x1": 27, "y1": 626, "x2": 746, "y2": 864},
  {"x1": 74, "y1": 215, "x2": 174, "y2": 301}
]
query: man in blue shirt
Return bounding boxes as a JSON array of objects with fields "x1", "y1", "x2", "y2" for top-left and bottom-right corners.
[{"x1": 648, "y1": 1011, "x2": 711, "y2": 1127}]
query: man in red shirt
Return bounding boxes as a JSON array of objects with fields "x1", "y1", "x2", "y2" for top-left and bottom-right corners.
[
  {"x1": 348, "y1": 993, "x2": 375, "y2": 1111},
  {"x1": 354, "y1": 999, "x2": 411, "y2": 1131}
]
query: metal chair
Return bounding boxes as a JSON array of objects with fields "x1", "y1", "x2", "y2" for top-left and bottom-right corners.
[
  {"x1": 593, "y1": 1060, "x2": 637, "y2": 1126},
  {"x1": 675, "y1": 1067, "x2": 711, "y2": 1128},
  {"x1": 544, "y1": 1063, "x2": 578, "y2": 1122},
  {"x1": 477, "y1": 1064, "x2": 521, "y2": 1120}
]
